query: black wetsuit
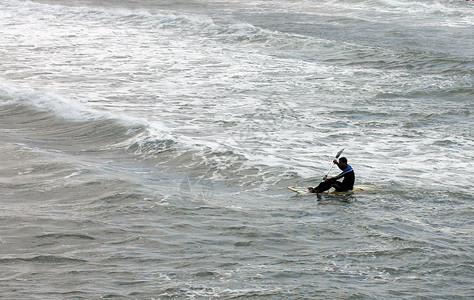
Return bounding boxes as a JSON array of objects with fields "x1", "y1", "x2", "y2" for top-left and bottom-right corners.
[{"x1": 313, "y1": 164, "x2": 355, "y2": 193}]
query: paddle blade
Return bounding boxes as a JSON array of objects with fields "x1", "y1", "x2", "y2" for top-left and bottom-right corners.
[{"x1": 335, "y1": 148, "x2": 345, "y2": 158}]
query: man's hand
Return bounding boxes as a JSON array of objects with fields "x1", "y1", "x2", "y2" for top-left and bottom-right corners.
[
  {"x1": 333, "y1": 159, "x2": 338, "y2": 164},
  {"x1": 323, "y1": 176, "x2": 328, "y2": 181}
]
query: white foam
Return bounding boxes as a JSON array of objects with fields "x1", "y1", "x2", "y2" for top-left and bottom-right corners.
[
  {"x1": 2, "y1": 0, "x2": 472, "y2": 193},
  {"x1": 0, "y1": 81, "x2": 94, "y2": 120},
  {"x1": 0, "y1": 80, "x2": 173, "y2": 147}
]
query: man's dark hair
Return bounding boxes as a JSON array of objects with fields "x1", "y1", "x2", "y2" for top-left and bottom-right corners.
[{"x1": 339, "y1": 157, "x2": 347, "y2": 163}]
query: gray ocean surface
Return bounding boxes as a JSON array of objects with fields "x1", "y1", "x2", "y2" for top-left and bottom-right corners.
[{"x1": 1, "y1": 0, "x2": 473, "y2": 298}]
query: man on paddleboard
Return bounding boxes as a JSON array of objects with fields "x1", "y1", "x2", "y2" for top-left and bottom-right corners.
[{"x1": 308, "y1": 157, "x2": 355, "y2": 193}]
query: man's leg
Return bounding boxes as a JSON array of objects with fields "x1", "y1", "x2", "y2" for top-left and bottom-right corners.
[
  {"x1": 309, "y1": 179, "x2": 335, "y2": 193},
  {"x1": 331, "y1": 182, "x2": 349, "y2": 192}
]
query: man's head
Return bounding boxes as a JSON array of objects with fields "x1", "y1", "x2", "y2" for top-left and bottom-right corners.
[{"x1": 339, "y1": 157, "x2": 348, "y2": 167}]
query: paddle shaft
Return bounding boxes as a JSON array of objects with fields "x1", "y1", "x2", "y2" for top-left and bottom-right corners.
[{"x1": 324, "y1": 148, "x2": 344, "y2": 178}]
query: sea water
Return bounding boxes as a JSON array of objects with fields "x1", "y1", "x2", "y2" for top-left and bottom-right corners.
[{"x1": 1, "y1": 0, "x2": 473, "y2": 298}]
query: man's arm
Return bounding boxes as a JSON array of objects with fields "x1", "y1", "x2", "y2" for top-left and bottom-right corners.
[{"x1": 322, "y1": 159, "x2": 341, "y2": 181}]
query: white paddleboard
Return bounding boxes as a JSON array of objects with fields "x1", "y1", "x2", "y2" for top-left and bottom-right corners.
[{"x1": 287, "y1": 185, "x2": 377, "y2": 195}]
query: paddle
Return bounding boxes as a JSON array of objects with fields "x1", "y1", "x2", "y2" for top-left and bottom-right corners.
[{"x1": 324, "y1": 148, "x2": 344, "y2": 179}]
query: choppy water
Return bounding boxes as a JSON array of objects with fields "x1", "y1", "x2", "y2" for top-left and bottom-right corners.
[{"x1": 1, "y1": 0, "x2": 473, "y2": 298}]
